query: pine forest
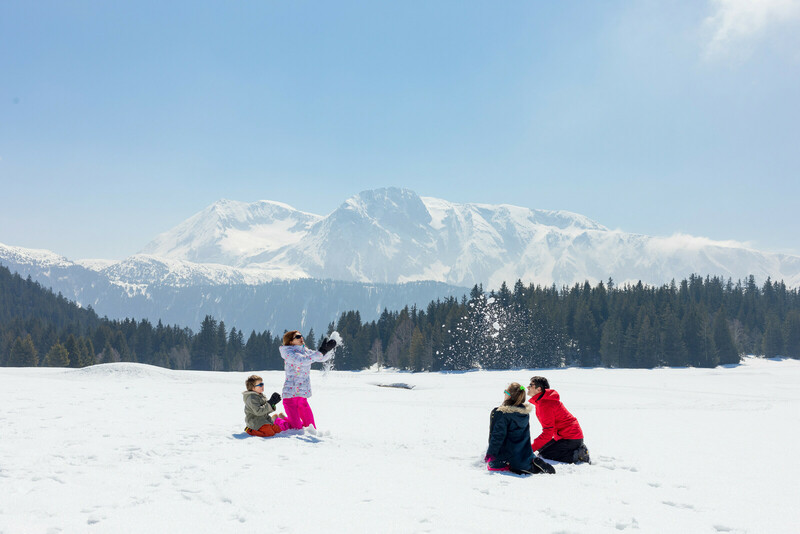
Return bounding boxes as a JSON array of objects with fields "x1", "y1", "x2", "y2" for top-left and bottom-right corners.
[{"x1": 2, "y1": 264, "x2": 799, "y2": 371}]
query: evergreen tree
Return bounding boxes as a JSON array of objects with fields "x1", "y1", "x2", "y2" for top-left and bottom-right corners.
[
  {"x1": 683, "y1": 305, "x2": 713, "y2": 367},
  {"x1": 9, "y1": 335, "x2": 38, "y2": 367},
  {"x1": 213, "y1": 321, "x2": 227, "y2": 371},
  {"x1": 600, "y1": 318, "x2": 622, "y2": 367},
  {"x1": 784, "y1": 310, "x2": 800, "y2": 359},
  {"x1": 713, "y1": 309, "x2": 739, "y2": 365},
  {"x1": 101, "y1": 340, "x2": 118, "y2": 363},
  {"x1": 635, "y1": 314, "x2": 659, "y2": 368},
  {"x1": 305, "y1": 328, "x2": 317, "y2": 352},
  {"x1": 408, "y1": 327, "x2": 427, "y2": 372},
  {"x1": 81, "y1": 337, "x2": 96, "y2": 367},
  {"x1": 335, "y1": 311, "x2": 365, "y2": 370},
  {"x1": 45, "y1": 342, "x2": 70, "y2": 367},
  {"x1": 685, "y1": 306, "x2": 718, "y2": 368},
  {"x1": 620, "y1": 324, "x2": 638, "y2": 368},
  {"x1": 386, "y1": 313, "x2": 414, "y2": 369},
  {"x1": 135, "y1": 319, "x2": 154, "y2": 362},
  {"x1": 497, "y1": 282, "x2": 511, "y2": 307},
  {"x1": 762, "y1": 313, "x2": 784, "y2": 357},
  {"x1": 377, "y1": 308, "x2": 394, "y2": 353},
  {"x1": 113, "y1": 330, "x2": 133, "y2": 362},
  {"x1": 193, "y1": 316, "x2": 218, "y2": 370},
  {"x1": 660, "y1": 307, "x2": 688, "y2": 366},
  {"x1": 65, "y1": 334, "x2": 81, "y2": 368},
  {"x1": 573, "y1": 302, "x2": 599, "y2": 366},
  {"x1": 244, "y1": 331, "x2": 263, "y2": 370},
  {"x1": 225, "y1": 327, "x2": 245, "y2": 371}
]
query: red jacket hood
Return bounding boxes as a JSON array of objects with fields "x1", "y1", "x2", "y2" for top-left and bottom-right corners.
[{"x1": 533, "y1": 389, "x2": 561, "y2": 403}]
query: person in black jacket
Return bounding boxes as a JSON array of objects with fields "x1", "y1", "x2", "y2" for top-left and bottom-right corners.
[{"x1": 484, "y1": 382, "x2": 556, "y2": 475}]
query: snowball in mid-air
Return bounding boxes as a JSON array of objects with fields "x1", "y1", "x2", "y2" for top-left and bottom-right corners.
[{"x1": 328, "y1": 331, "x2": 343, "y2": 347}]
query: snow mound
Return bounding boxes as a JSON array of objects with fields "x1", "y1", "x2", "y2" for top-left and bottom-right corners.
[
  {"x1": 376, "y1": 383, "x2": 415, "y2": 389},
  {"x1": 69, "y1": 362, "x2": 181, "y2": 380}
]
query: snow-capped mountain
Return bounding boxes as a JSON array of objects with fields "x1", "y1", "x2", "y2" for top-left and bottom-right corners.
[
  {"x1": 3, "y1": 187, "x2": 800, "y2": 331},
  {"x1": 137, "y1": 187, "x2": 800, "y2": 288},
  {"x1": 140, "y1": 199, "x2": 322, "y2": 267},
  {"x1": 0, "y1": 242, "x2": 467, "y2": 333}
]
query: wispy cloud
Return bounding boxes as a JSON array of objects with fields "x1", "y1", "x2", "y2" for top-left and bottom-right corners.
[
  {"x1": 650, "y1": 233, "x2": 754, "y2": 252},
  {"x1": 703, "y1": 0, "x2": 800, "y2": 59}
]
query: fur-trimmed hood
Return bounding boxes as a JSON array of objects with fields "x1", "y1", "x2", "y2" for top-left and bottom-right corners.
[{"x1": 496, "y1": 403, "x2": 534, "y2": 414}]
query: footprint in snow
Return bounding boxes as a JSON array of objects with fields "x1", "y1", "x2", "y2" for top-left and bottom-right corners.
[
  {"x1": 662, "y1": 500, "x2": 695, "y2": 510},
  {"x1": 613, "y1": 517, "x2": 639, "y2": 530}
]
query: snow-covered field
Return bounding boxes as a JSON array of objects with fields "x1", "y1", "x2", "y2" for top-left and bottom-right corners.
[{"x1": 1, "y1": 358, "x2": 798, "y2": 533}]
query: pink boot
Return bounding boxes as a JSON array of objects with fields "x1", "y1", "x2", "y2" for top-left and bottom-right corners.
[{"x1": 274, "y1": 417, "x2": 291, "y2": 431}]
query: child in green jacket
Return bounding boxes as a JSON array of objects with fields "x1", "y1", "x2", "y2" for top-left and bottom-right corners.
[{"x1": 243, "y1": 374, "x2": 289, "y2": 437}]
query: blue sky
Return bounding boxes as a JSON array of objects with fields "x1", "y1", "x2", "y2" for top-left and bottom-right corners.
[{"x1": 1, "y1": 0, "x2": 799, "y2": 259}]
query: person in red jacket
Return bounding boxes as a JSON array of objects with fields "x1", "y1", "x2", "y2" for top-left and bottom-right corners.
[{"x1": 529, "y1": 376, "x2": 591, "y2": 464}]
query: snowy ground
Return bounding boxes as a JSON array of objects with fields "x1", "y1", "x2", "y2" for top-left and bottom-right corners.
[{"x1": 1, "y1": 358, "x2": 798, "y2": 533}]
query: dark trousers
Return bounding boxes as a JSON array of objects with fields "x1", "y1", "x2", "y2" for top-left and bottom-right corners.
[{"x1": 538, "y1": 438, "x2": 583, "y2": 463}]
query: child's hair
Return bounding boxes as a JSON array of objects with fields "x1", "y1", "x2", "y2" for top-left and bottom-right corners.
[
  {"x1": 503, "y1": 382, "x2": 527, "y2": 406},
  {"x1": 282, "y1": 330, "x2": 301, "y2": 346},
  {"x1": 245, "y1": 375, "x2": 263, "y2": 391},
  {"x1": 530, "y1": 376, "x2": 550, "y2": 391}
]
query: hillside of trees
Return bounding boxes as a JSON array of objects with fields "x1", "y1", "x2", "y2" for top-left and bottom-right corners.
[
  {"x1": 2, "y1": 264, "x2": 799, "y2": 371},
  {"x1": 330, "y1": 275, "x2": 800, "y2": 371},
  {"x1": 0, "y1": 264, "x2": 305, "y2": 371}
]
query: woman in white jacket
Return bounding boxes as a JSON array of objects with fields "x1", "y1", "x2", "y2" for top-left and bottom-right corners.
[{"x1": 279, "y1": 330, "x2": 337, "y2": 429}]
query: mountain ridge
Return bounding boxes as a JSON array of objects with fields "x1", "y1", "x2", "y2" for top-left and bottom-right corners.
[
  {"x1": 131, "y1": 187, "x2": 800, "y2": 288},
  {"x1": 3, "y1": 187, "x2": 800, "y2": 289},
  {"x1": 3, "y1": 186, "x2": 800, "y2": 332}
]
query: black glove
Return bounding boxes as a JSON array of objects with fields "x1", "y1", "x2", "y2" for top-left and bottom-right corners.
[
  {"x1": 268, "y1": 392, "x2": 281, "y2": 406},
  {"x1": 318, "y1": 337, "x2": 337, "y2": 355}
]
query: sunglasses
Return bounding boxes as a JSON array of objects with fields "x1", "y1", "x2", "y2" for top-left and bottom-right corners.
[
  {"x1": 504, "y1": 386, "x2": 526, "y2": 395},
  {"x1": 255, "y1": 383, "x2": 264, "y2": 388},
  {"x1": 293, "y1": 334, "x2": 303, "y2": 340}
]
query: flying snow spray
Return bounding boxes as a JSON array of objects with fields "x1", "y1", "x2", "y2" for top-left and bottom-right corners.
[{"x1": 322, "y1": 331, "x2": 343, "y2": 376}]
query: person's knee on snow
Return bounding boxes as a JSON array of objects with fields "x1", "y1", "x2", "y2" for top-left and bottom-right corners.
[{"x1": 245, "y1": 423, "x2": 282, "y2": 437}]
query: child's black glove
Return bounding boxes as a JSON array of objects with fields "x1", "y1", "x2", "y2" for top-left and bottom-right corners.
[
  {"x1": 318, "y1": 337, "x2": 337, "y2": 355},
  {"x1": 268, "y1": 392, "x2": 281, "y2": 406}
]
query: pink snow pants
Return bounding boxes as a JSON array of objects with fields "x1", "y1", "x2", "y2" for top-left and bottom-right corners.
[
  {"x1": 274, "y1": 417, "x2": 291, "y2": 431},
  {"x1": 282, "y1": 397, "x2": 316, "y2": 429}
]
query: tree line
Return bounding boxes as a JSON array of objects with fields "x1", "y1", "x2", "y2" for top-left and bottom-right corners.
[
  {"x1": 329, "y1": 275, "x2": 800, "y2": 371},
  {"x1": 2, "y1": 264, "x2": 799, "y2": 370},
  {"x1": 0, "y1": 264, "x2": 304, "y2": 370}
]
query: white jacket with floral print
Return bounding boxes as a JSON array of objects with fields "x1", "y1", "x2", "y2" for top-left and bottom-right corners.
[{"x1": 279, "y1": 345, "x2": 332, "y2": 399}]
